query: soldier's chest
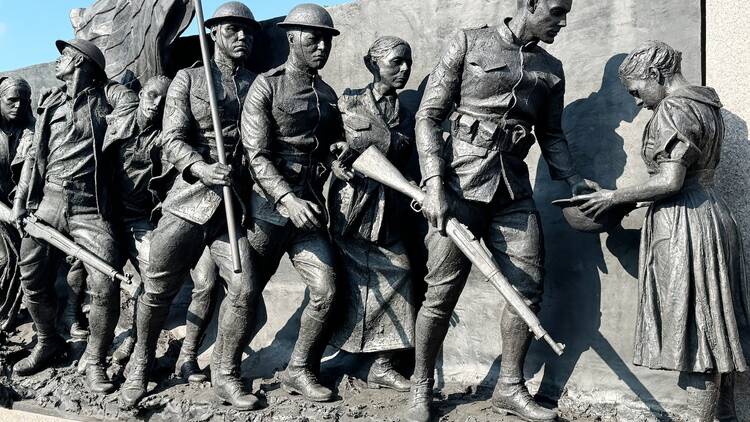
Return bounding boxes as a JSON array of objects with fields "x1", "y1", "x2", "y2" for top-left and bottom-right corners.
[
  {"x1": 189, "y1": 74, "x2": 250, "y2": 123},
  {"x1": 271, "y1": 77, "x2": 338, "y2": 136},
  {"x1": 463, "y1": 43, "x2": 560, "y2": 105}
]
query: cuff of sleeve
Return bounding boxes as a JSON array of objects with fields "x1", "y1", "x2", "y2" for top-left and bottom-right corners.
[
  {"x1": 271, "y1": 185, "x2": 294, "y2": 205},
  {"x1": 180, "y1": 156, "x2": 205, "y2": 184},
  {"x1": 549, "y1": 167, "x2": 578, "y2": 181},
  {"x1": 420, "y1": 157, "x2": 444, "y2": 186}
]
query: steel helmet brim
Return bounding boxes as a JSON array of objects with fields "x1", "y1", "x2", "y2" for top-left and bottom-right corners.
[{"x1": 277, "y1": 22, "x2": 340, "y2": 36}]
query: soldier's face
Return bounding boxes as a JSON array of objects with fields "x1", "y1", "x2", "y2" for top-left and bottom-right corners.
[
  {"x1": 374, "y1": 45, "x2": 412, "y2": 90},
  {"x1": 622, "y1": 76, "x2": 665, "y2": 110},
  {"x1": 138, "y1": 82, "x2": 169, "y2": 125},
  {"x1": 528, "y1": 0, "x2": 572, "y2": 44},
  {"x1": 212, "y1": 21, "x2": 254, "y2": 61},
  {"x1": 0, "y1": 86, "x2": 25, "y2": 122},
  {"x1": 55, "y1": 48, "x2": 80, "y2": 81},
  {"x1": 294, "y1": 29, "x2": 332, "y2": 70}
]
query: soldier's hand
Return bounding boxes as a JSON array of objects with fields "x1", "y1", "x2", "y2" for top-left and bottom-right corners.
[
  {"x1": 11, "y1": 204, "x2": 27, "y2": 235},
  {"x1": 422, "y1": 177, "x2": 449, "y2": 235},
  {"x1": 191, "y1": 161, "x2": 232, "y2": 187},
  {"x1": 331, "y1": 159, "x2": 354, "y2": 182},
  {"x1": 279, "y1": 194, "x2": 323, "y2": 230}
]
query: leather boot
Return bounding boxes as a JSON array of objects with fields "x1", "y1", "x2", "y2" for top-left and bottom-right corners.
[
  {"x1": 175, "y1": 318, "x2": 207, "y2": 383},
  {"x1": 63, "y1": 259, "x2": 89, "y2": 340},
  {"x1": 15, "y1": 301, "x2": 67, "y2": 376},
  {"x1": 112, "y1": 335, "x2": 136, "y2": 364},
  {"x1": 83, "y1": 361, "x2": 115, "y2": 394},
  {"x1": 367, "y1": 352, "x2": 411, "y2": 392},
  {"x1": 214, "y1": 308, "x2": 259, "y2": 410},
  {"x1": 14, "y1": 334, "x2": 67, "y2": 376},
  {"x1": 119, "y1": 301, "x2": 167, "y2": 408},
  {"x1": 492, "y1": 381, "x2": 557, "y2": 422},
  {"x1": 404, "y1": 377, "x2": 433, "y2": 422},
  {"x1": 280, "y1": 309, "x2": 333, "y2": 402},
  {"x1": 717, "y1": 373, "x2": 738, "y2": 421}
]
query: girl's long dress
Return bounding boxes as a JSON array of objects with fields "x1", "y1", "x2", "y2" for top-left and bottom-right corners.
[{"x1": 634, "y1": 86, "x2": 750, "y2": 373}]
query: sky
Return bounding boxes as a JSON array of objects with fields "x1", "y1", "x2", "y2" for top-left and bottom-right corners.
[{"x1": 0, "y1": 0, "x2": 349, "y2": 72}]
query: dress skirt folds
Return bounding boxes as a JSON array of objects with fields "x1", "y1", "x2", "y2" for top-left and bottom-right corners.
[{"x1": 633, "y1": 85, "x2": 750, "y2": 373}]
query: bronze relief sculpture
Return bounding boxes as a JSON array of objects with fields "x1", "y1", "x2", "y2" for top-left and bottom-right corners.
[
  {"x1": 0, "y1": 76, "x2": 34, "y2": 334},
  {"x1": 119, "y1": 2, "x2": 262, "y2": 409},
  {"x1": 571, "y1": 40, "x2": 750, "y2": 422},
  {"x1": 11, "y1": 38, "x2": 139, "y2": 394},
  {"x1": 327, "y1": 36, "x2": 415, "y2": 392},
  {"x1": 407, "y1": 0, "x2": 599, "y2": 420},
  {"x1": 241, "y1": 3, "x2": 343, "y2": 403}
]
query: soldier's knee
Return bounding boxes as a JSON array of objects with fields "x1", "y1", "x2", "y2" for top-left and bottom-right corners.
[{"x1": 308, "y1": 273, "x2": 336, "y2": 312}]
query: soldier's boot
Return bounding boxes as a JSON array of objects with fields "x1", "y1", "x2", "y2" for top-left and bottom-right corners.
[
  {"x1": 63, "y1": 259, "x2": 89, "y2": 340},
  {"x1": 213, "y1": 309, "x2": 260, "y2": 410},
  {"x1": 175, "y1": 324, "x2": 207, "y2": 382},
  {"x1": 367, "y1": 352, "x2": 411, "y2": 392},
  {"x1": 14, "y1": 301, "x2": 67, "y2": 376},
  {"x1": 280, "y1": 310, "x2": 333, "y2": 402},
  {"x1": 405, "y1": 312, "x2": 451, "y2": 421},
  {"x1": 112, "y1": 335, "x2": 136, "y2": 364},
  {"x1": 120, "y1": 302, "x2": 167, "y2": 408},
  {"x1": 77, "y1": 293, "x2": 118, "y2": 394},
  {"x1": 491, "y1": 307, "x2": 556, "y2": 422},
  {"x1": 404, "y1": 378, "x2": 433, "y2": 422},
  {"x1": 717, "y1": 373, "x2": 738, "y2": 421},
  {"x1": 686, "y1": 372, "x2": 720, "y2": 422}
]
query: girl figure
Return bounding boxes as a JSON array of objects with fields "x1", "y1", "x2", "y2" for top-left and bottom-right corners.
[
  {"x1": 573, "y1": 41, "x2": 749, "y2": 421},
  {"x1": 328, "y1": 36, "x2": 415, "y2": 392},
  {"x1": 0, "y1": 76, "x2": 34, "y2": 334}
]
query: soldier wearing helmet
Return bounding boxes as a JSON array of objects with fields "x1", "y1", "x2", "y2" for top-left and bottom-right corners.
[
  {"x1": 241, "y1": 3, "x2": 343, "y2": 403},
  {"x1": 10, "y1": 38, "x2": 138, "y2": 394},
  {"x1": 119, "y1": 1, "x2": 262, "y2": 410}
]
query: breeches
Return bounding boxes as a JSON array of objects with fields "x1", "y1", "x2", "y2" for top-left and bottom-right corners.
[{"x1": 421, "y1": 197, "x2": 545, "y2": 320}]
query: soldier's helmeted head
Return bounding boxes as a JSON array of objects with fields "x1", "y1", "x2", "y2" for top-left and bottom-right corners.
[
  {"x1": 515, "y1": 0, "x2": 572, "y2": 44},
  {"x1": 54, "y1": 39, "x2": 107, "y2": 83},
  {"x1": 138, "y1": 75, "x2": 171, "y2": 126},
  {"x1": 278, "y1": 4, "x2": 340, "y2": 71},
  {"x1": 0, "y1": 77, "x2": 32, "y2": 127},
  {"x1": 207, "y1": 2, "x2": 261, "y2": 63},
  {"x1": 364, "y1": 36, "x2": 413, "y2": 91},
  {"x1": 619, "y1": 40, "x2": 683, "y2": 110}
]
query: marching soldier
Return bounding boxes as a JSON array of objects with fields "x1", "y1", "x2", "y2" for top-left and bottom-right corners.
[
  {"x1": 241, "y1": 3, "x2": 343, "y2": 403},
  {"x1": 11, "y1": 39, "x2": 138, "y2": 394},
  {"x1": 408, "y1": 0, "x2": 599, "y2": 420},
  {"x1": 119, "y1": 2, "x2": 262, "y2": 410}
]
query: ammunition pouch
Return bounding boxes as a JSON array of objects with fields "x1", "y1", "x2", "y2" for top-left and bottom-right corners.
[{"x1": 449, "y1": 111, "x2": 535, "y2": 157}]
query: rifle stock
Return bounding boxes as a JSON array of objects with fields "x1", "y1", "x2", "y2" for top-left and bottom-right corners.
[
  {"x1": 0, "y1": 202, "x2": 132, "y2": 284},
  {"x1": 352, "y1": 146, "x2": 565, "y2": 356}
]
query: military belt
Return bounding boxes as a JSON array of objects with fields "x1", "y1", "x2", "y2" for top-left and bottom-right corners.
[{"x1": 449, "y1": 111, "x2": 533, "y2": 155}]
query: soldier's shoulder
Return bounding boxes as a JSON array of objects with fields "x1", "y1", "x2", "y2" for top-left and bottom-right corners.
[
  {"x1": 262, "y1": 64, "x2": 286, "y2": 78},
  {"x1": 38, "y1": 86, "x2": 65, "y2": 108},
  {"x1": 463, "y1": 24, "x2": 492, "y2": 39},
  {"x1": 338, "y1": 87, "x2": 368, "y2": 109}
]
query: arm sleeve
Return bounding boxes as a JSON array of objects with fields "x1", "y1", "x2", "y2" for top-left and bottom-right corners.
[
  {"x1": 652, "y1": 98, "x2": 703, "y2": 168},
  {"x1": 536, "y1": 66, "x2": 577, "y2": 181},
  {"x1": 241, "y1": 76, "x2": 293, "y2": 203},
  {"x1": 160, "y1": 71, "x2": 204, "y2": 180},
  {"x1": 415, "y1": 30, "x2": 467, "y2": 184}
]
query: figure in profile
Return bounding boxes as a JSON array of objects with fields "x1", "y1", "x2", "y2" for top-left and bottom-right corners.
[
  {"x1": 0, "y1": 76, "x2": 34, "y2": 335},
  {"x1": 328, "y1": 36, "x2": 416, "y2": 392},
  {"x1": 573, "y1": 40, "x2": 750, "y2": 421}
]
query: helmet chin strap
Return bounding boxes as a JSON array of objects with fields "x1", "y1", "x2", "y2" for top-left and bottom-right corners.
[{"x1": 289, "y1": 29, "x2": 316, "y2": 73}]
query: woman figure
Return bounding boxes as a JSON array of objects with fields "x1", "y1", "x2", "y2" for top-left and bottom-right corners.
[
  {"x1": 573, "y1": 41, "x2": 749, "y2": 421},
  {"x1": 0, "y1": 76, "x2": 34, "y2": 334},
  {"x1": 328, "y1": 36, "x2": 415, "y2": 391}
]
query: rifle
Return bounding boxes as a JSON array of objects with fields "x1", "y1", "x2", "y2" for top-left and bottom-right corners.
[
  {"x1": 351, "y1": 146, "x2": 565, "y2": 356},
  {"x1": 192, "y1": 0, "x2": 242, "y2": 273},
  {"x1": 0, "y1": 202, "x2": 131, "y2": 284}
]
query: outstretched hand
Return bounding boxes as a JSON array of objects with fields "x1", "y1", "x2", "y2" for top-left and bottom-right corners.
[{"x1": 571, "y1": 189, "x2": 617, "y2": 219}]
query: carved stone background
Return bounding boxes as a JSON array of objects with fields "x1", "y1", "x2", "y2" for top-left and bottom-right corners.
[{"x1": 4, "y1": 0, "x2": 750, "y2": 420}]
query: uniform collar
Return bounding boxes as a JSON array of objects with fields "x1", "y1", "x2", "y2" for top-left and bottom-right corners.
[
  {"x1": 499, "y1": 18, "x2": 538, "y2": 50},
  {"x1": 286, "y1": 61, "x2": 318, "y2": 81}
]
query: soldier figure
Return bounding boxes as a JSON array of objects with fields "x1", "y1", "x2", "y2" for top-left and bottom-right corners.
[
  {"x1": 408, "y1": 1, "x2": 598, "y2": 421},
  {"x1": 241, "y1": 3, "x2": 343, "y2": 403},
  {"x1": 0, "y1": 76, "x2": 34, "y2": 333},
  {"x1": 11, "y1": 39, "x2": 138, "y2": 394},
  {"x1": 101, "y1": 75, "x2": 172, "y2": 364},
  {"x1": 119, "y1": 2, "x2": 261, "y2": 410}
]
